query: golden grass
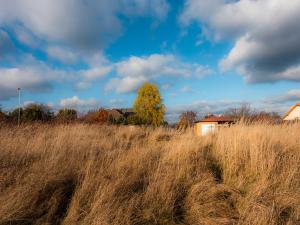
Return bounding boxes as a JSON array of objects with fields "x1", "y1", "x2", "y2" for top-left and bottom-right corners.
[{"x1": 0, "y1": 123, "x2": 299, "y2": 225}]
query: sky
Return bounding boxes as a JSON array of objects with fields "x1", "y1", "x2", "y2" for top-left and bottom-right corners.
[{"x1": 1, "y1": 0, "x2": 300, "y2": 122}]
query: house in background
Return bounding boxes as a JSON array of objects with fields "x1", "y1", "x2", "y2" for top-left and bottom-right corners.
[
  {"x1": 194, "y1": 115, "x2": 234, "y2": 136},
  {"x1": 107, "y1": 108, "x2": 135, "y2": 121},
  {"x1": 283, "y1": 103, "x2": 300, "y2": 121}
]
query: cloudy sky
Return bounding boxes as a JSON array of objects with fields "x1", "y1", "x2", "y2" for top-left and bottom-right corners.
[{"x1": 1, "y1": 0, "x2": 300, "y2": 121}]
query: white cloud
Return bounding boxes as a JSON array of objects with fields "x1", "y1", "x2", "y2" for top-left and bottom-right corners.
[
  {"x1": 81, "y1": 66, "x2": 112, "y2": 80},
  {"x1": 0, "y1": 67, "x2": 53, "y2": 100},
  {"x1": 0, "y1": 0, "x2": 169, "y2": 52},
  {"x1": 264, "y1": 89, "x2": 300, "y2": 105},
  {"x1": 106, "y1": 54, "x2": 213, "y2": 93},
  {"x1": 60, "y1": 96, "x2": 99, "y2": 109},
  {"x1": 0, "y1": 29, "x2": 14, "y2": 58},
  {"x1": 181, "y1": 0, "x2": 300, "y2": 83},
  {"x1": 161, "y1": 83, "x2": 171, "y2": 90},
  {"x1": 180, "y1": 85, "x2": 193, "y2": 93},
  {"x1": 106, "y1": 76, "x2": 148, "y2": 94},
  {"x1": 109, "y1": 98, "x2": 126, "y2": 107},
  {"x1": 46, "y1": 46, "x2": 78, "y2": 64}
]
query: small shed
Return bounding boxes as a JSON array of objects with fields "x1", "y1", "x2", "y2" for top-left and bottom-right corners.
[
  {"x1": 194, "y1": 115, "x2": 234, "y2": 136},
  {"x1": 283, "y1": 103, "x2": 300, "y2": 121}
]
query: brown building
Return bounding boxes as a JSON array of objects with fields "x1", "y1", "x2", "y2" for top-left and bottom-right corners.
[{"x1": 194, "y1": 115, "x2": 234, "y2": 136}]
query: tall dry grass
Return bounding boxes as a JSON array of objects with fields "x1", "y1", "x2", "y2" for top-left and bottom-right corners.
[{"x1": 0, "y1": 123, "x2": 299, "y2": 225}]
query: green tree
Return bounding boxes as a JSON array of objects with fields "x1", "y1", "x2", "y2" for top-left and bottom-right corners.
[
  {"x1": 57, "y1": 109, "x2": 77, "y2": 123},
  {"x1": 133, "y1": 82, "x2": 165, "y2": 126},
  {"x1": 8, "y1": 108, "x2": 24, "y2": 123},
  {"x1": 22, "y1": 103, "x2": 53, "y2": 122}
]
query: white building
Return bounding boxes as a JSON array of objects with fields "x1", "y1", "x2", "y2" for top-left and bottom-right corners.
[{"x1": 283, "y1": 103, "x2": 300, "y2": 121}]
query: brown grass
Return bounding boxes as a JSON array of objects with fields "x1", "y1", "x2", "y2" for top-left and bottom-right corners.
[{"x1": 0, "y1": 123, "x2": 299, "y2": 225}]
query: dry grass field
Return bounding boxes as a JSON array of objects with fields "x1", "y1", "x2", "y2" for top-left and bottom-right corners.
[{"x1": 0, "y1": 123, "x2": 299, "y2": 225}]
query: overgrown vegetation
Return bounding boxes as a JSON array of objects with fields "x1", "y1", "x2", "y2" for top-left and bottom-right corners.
[{"x1": 0, "y1": 123, "x2": 299, "y2": 225}]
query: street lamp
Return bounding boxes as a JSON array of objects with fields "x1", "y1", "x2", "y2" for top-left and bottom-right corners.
[{"x1": 17, "y1": 88, "x2": 21, "y2": 126}]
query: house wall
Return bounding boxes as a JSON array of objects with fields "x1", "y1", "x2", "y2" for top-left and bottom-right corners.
[
  {"x1": 194, "y1": 122, "x2": 218, "y2": 136},
  {"x1": 284, "y1": 106, "x2": 300, "y2": 120}
]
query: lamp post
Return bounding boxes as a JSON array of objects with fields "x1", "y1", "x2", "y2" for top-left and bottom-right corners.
[{"x1": 17, "y1": 88, "x2": 21, "y2": 126}]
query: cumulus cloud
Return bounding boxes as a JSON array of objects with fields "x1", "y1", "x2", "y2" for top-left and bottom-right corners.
[
  {"x1": 264, "y1": 89, "x2": 300, "y2": 105},
  {"x1": 46, "y1": 46, "x2": 79, "y2": 64},
  {"x1": 0, "y1": 66, "x2": 54, "y2": 100},
  {"x1": 180, "y1": 0, "x2": 300, "y2": 83},
  {"x1": 106, "y1": 54, "x2": 213, "y2": 93},
  {"x1": 0, "y1": 0, "x2": 169, "y2": 52},
  {"x1": 0, "y1": 29, "x2": 15, "y2": 58},
  {"x1": 60, "y1": 96, "x2": 99, "y2": 109},
  {"x1": 81, "y1": 66, "x2": 113, "y2": 80}
]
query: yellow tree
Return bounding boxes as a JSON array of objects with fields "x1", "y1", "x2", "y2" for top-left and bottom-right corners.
[{"x1": 133, "y1": 82, "x2": 165, "y2": 126}]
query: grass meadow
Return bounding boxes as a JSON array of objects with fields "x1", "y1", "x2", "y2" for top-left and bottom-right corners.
[{"x1": 0, "y1": 123, "x2": 299, "y2": 225}]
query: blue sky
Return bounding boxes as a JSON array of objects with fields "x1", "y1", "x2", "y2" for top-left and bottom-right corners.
[{"x1": 1, "y1": 0, "x2": 300, "y2": 121}]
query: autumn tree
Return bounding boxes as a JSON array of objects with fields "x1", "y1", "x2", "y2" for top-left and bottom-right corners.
[
  {"x1": 83, "y1": 109, "x2": 108, "y2": 124},
  {"x1": 98, "y1": 108, "x2": 109, "y2": 124},
  {"x1": 133, "y1": 82, "x2": 165, "y2": 126},
  {"x1": 177, "y1": 111, "x2": 197, "y2": 129}
]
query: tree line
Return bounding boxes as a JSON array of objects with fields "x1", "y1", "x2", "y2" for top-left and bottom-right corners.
[
  {"x1": 0, "y1": 82, "x2": 166, "y2": 126},
  {"x1": 0, "y1": 83, "x2": 282, "y2": 127}
]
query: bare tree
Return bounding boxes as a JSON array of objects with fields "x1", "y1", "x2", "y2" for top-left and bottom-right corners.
[
  {"x1": 177, "y1": 111, "x2": 197, "y2": 129},
  {"x1": 224, "y1": 103, "x2": 253, "y2": 120}
]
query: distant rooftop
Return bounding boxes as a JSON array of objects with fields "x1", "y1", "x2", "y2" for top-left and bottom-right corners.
[{"x1": 196, "y1": 115, "x2": 234, "y2": 123}]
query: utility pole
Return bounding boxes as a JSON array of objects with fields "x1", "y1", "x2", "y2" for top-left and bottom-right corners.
[{"x1": 18, "y1": 88, "x2": 21, "y2": 126}]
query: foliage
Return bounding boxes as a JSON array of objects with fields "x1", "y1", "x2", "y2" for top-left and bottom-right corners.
[
  {"x1": 22, "y1": 103, "x2": 53, "y2": 122},
  {"x1": 98, "y1": 109, "x2": 109, "y2": 124},
  {"x1": 133, "y1": 82, "x2": 165, "y2": 126},
  {"x1": 7, "y1": 105, "x2": 53, "y2": 123},
  {"x1": 83, "y1": 109, "x2": 109, "y2": 124},
  {"x1": 56, "y1": 109, "x2": 77, "y2": 123},
  {"x1": 177, "y1": 111, "x2": 197, "y2": 129},
  {"x1": 0, "y1": 108, "x2": 6, "y2": 122},
  {"x1": 127, "y1": 114, "x2": 143, "y2": 125},
  {"x1": 8, "y1": 108, "x2": 24, "y2": 123}
]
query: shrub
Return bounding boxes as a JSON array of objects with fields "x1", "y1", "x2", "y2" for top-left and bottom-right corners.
[
  {"x1": 56, "y1": 109, "x2": 78, "y2": 123},
  {"x1": 8, "y1": 108, "x2": 24, "y2": 123},
  {"x1": 83, "y1": 109, "x2": 108, "y2": 124},
  {"x1": 0, "y1": 109, "x2": 6, "y2": 123},
  {"x1": 22, "y1": 103, "x2": 53, "y2": 122}
]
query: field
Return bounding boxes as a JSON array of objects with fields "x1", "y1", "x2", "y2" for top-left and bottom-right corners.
[{"x1": 0, "y1": 123, "x2": 299, "y2": 225}]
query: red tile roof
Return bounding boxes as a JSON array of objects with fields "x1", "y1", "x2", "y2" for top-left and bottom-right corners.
[{"x1": 196, "y1": 116, "x2": 234, "y2": 123}]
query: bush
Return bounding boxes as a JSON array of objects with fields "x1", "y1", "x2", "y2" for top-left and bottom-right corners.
[
  {"x1": 8, "y1": 108, "x2": 24, "y2": 123},
  {"x1": 22, "y1": 104, "x2": 53, "y2": 122},
  {"x1": 56, "y1": 109, "x2": 77, "y2": 123},
  {"x1": 0, "y1": 109, "x2": 6, "y2": 123},
  {"x1": 8, "y1": 104, "x2": 53, "y2": 123},
  {"x1": 83, "y1": 109, "x2": 109, "y2": 124}
]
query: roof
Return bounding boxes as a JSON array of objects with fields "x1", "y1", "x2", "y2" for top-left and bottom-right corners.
[
  {"x1": 195, "y1": 115, "x2": 234, "y2": 123},
  {"x1": 283, "y1": 103, "x2": 300, "y2": 119},
  {"x1": 107, "y1": 109, "x2": 123, "y2": 119}
]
